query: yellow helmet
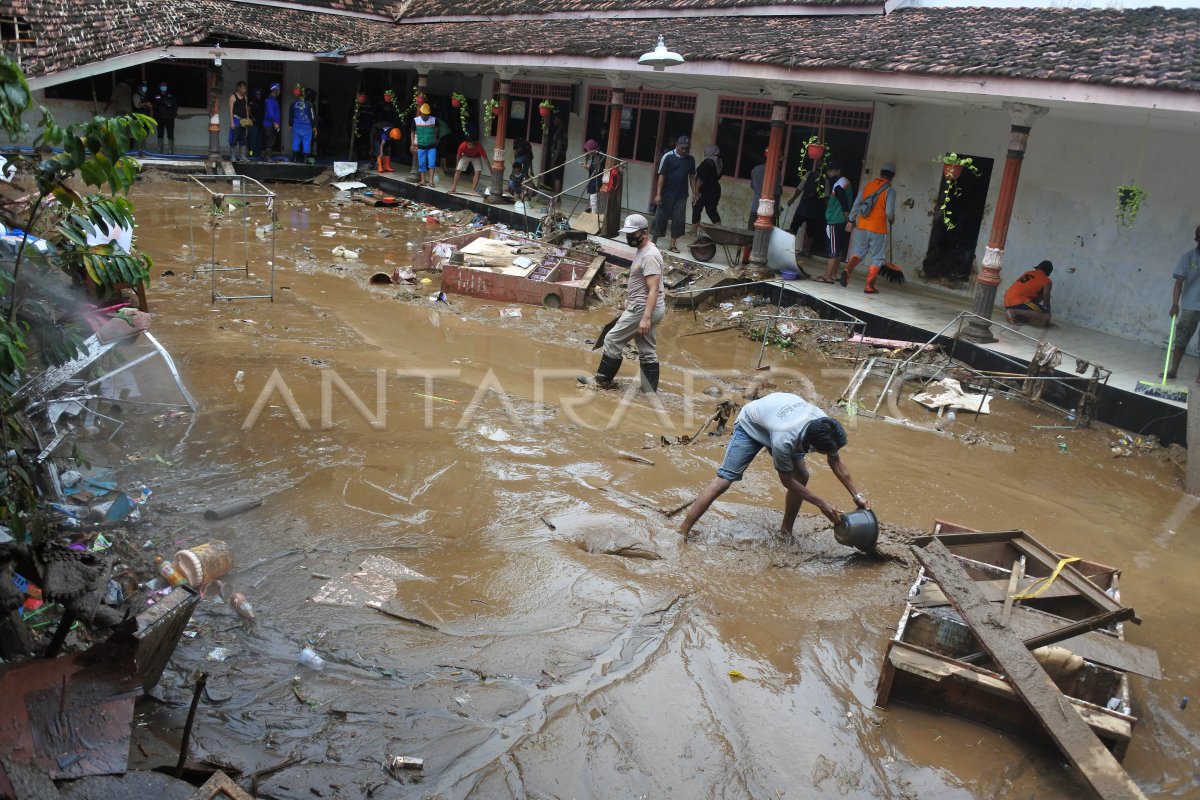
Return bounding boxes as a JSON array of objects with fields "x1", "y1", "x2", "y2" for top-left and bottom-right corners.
[{"x1": 419, "y1": 103, "x2": 431, "y2": 115}]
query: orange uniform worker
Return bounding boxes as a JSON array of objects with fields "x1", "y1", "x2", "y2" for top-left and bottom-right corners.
[
  {"x1": 842, "y1": 163, "x2": 897, "y2": 294},
  {"x1": 1004, "y1": 260, "x2": 1054, "y2": 327}
]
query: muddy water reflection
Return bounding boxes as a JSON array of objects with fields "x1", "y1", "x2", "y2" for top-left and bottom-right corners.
[{"x1": 124, "y1": 177, "x2": 1197, "y2": 799}]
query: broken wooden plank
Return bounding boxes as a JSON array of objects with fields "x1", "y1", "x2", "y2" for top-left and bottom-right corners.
[
  {"x1": 913, "y1": 539, "x2": 1146, "y2": 800},
  {"x1": 960, "y1": 608, "x2": 1136, "y2": 666},
  {"x1": 1001, "y1": 558, "x2": 1023, "y2": 626},
  {"x1": 1004, "y1": 605, "x2": 1161, "y2": 680},
  {"x1": 616, "y1": 450, "x2": 655, "y2": 466},
  {"x1": 910, "y1": 576, "x2": 1077, "y2": 607}
]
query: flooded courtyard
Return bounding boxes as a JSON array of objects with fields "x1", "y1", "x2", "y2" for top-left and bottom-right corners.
[{"x1": 111, "y1": 175, "x2": 1198, "y2": 799}]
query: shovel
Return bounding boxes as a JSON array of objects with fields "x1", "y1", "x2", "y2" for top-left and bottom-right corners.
[{"x1": 592, "y1": 315, "x2": 621, "y2": 351}]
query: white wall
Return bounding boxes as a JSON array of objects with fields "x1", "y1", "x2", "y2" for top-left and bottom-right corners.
[{"x1": 882, "y1": 103, "x2": 1200, "y2": 350}]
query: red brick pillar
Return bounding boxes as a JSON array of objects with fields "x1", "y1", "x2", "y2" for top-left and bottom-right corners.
[
  {"x1": 486, "y1": 74, "x2": 513, "y2": 203},
  {"x1": 749, "y1": 99, "x2": 788, "y2": 270},
  {"x1": 962, "y1": 103, "x2": 1048, "y2": 343},
  {"x1": 600, "y1": 87, "x2": 625, "y2": 237}
]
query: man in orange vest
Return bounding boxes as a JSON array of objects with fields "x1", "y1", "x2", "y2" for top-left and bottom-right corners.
[
  {"x1": 842, "y1": 163, "x2": 897, "y2": 294},
  {"x1": 1003, "y1": 260, "x2": 1054, "y2": 327}
]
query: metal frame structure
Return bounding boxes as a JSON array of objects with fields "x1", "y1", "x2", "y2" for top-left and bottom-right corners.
[
  {"x1": 671, "y1": 278, "x2": 868, "y2": 369},
  {"x1": 521, "y1": 150, "x2": 628, "y2": 237},
  {"x1": 842, "y1": 311, "x2": 1112, "y2": 427},
  {"x1": 187, "y1": 174, "x2": 277, "y2": 302}
]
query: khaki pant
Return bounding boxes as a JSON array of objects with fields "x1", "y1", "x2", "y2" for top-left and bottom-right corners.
[{"x1": 603, "y1": 305, "x2": 666, "y2": 363}]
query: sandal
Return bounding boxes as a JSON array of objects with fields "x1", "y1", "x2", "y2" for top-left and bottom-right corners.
[
  {"x1": 668, "y1": 246, "x2": 681, "y2": 253},
  {"x1": 813, "y1": 276, "x2": 835, "y2": 284}
]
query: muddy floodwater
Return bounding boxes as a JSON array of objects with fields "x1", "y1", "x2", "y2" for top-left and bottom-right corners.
[{"x1": 109, "y1": 175, "x2": 1198, "y2": 799}]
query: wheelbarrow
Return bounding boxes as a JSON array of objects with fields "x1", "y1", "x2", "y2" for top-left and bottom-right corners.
[{"x1": 700, "y1": 223, "x2": 754, "y2": 267}]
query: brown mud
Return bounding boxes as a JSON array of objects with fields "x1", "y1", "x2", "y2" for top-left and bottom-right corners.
[{"x1": 106, "y1": 175, "x2": 1198, "y2": 799}]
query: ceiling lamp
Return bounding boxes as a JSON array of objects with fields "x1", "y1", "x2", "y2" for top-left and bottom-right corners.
[{"x1": 637, "y1": 36, "x2": 684, "y2": 71}]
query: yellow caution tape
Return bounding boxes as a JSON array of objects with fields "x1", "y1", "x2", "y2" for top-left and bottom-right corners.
[{"x1": 1011, "y1": 556, "x2": 1080, "y2": 600}]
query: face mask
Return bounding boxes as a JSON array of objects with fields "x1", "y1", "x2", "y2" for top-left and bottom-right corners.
[
  {"x1": 139, "y1": 85, "x2": 147, "y2": 93},
  {"x1": 625, "y1": 231, "x2": 642, "y2": 247},
  {"x1": 159, "y1": 85, "x2": 167, "y2": 93}
]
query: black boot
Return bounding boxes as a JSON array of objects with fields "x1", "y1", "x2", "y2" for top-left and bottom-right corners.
[
  {"x1": 578, "y1": 354, "x2": 622, "y2": 389},
  {"x1": 639, "y1": 361, "x2": 660, "y2": 393}
]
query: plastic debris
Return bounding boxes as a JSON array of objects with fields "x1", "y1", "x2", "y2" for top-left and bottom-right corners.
[
  {"x1": 389, "y1": 756, "x2": 424, "y2": 773},
  {"x1": 727, "y1": 669, "x2": 746, "y2": 681},
  {"x1": 206, "y1": 647, "x2": 232, "y2": 662},
  {"x1": 500, "y1": 308, "x2": 522, "y2": 318},
  {"x1": 298, "y1": 647, "x2": 325, "y2": 671}
]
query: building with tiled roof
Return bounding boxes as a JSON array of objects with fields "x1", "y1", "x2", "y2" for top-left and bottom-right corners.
[{"x1": 5, "y1": 0, "x2": 1200, "y2": 350}]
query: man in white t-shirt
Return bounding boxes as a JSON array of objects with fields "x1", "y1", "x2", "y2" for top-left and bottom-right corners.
[
  {"x1": 579, "y1": 214, "x2": 666, "y2": 392},
  {"x1": 678, "y1": 392, "x2": 870, "y2": 538}
]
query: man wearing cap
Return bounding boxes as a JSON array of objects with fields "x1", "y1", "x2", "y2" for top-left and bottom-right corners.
[
  {"x1": 843, "y1": 163, "x2": 897, "y2": 293},
  {"x1": 652, "y1": 136, "x2": 697, "y2": 254},
  {"x1": 263, "y1": 84, "x2": 282, "y2": 160},
  {"x1": 677, "y1": 392, "x2": 870, "y2": 539},
  {"x1": 413, "y1": 103, "x2": 438, "y2": 187},
  {"x1": 580, "y1": 214, "x2": 666, "y2": 392}
]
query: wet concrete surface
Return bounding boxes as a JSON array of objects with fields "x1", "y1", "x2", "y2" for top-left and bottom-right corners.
[{"x1": 109, "y1": 175, "x2": 1198, "y2": 798}]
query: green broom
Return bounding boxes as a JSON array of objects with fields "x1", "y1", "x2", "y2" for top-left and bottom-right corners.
[{"x1": 1135, "y1": 314, "x2": 1189, "y2": 402}]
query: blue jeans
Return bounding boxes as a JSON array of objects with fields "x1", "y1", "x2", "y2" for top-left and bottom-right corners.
[{"x1": 717, "y1": 423, "x2": 802, "y2": 482}]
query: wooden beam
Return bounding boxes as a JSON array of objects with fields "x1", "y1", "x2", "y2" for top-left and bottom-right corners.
[
  {"x1": 960, "y1": 608, "x2": 1136, "y2": 665},
  {"x1": 913, "y1": 539, "x2": 1147, "y2": 800}
]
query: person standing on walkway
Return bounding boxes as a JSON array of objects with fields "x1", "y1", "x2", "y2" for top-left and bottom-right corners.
[
  {"x1": 579, "y1": 214, "x2": 666, "y2": 393},
  {"x1": 787, "y1": 166, "x2": 826, "y2": 267},
  {"x1": 582, "y1": 139, "x2": 605, "y2": 214},
  {"x1": 263, "y1": 84, "x2": 282, "y2": 160},
  {"x1": 1167, "y1": 223, "x2": 1200, "y2": 382},
  {"x1": 1004, "y1": 260, "x2": 1055, "y2": 327},
  {"x1": 689, "y1": 144, "x2": 723, "y2": 235},
  {"x1": 842, "y1": 163, "x2": 897, "y2": 293},
  {"x1": 412, "y1": 103, "x2": 438, "y2": 186},
  {"x1": 228, "y1": 81, "x2": 251, "y2": 162},
  {"x1": 677, "y1": 392, "x2": 870, "y2": 538},
  {"x1": 817, "y1": 162, "x2": 853, "y2": 283},
  {"x1": 289, "y1": 88, "x2": 316, "y2": 163},
  {"x1": 132, "y1": 81, "x2": 154, "y2": 154},
  {"x1": 652, "y1": 135, "x2": 697, "y2": 254},
  {"x1": 151, "y1": 82, "x2": 178, "y2": 155}
]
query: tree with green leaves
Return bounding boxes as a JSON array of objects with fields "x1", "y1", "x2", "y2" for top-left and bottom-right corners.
[{"x1": 0, "y1": 55, "x2": 155, "y2": 544}]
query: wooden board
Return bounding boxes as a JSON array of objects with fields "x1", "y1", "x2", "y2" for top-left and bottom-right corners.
[
  {"x1": 910, "y1": 576, "x2": 1079, "y2": 607},
  {"x1": 913, "y1": 539, "x2": 1146, "y2": 800},
  {"x1": 1005, "y1": 605, "x2": 1161, "y2": 680}
]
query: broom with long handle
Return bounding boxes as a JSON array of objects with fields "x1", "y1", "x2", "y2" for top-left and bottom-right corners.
[
  {"x1": 1134, "y1": 313, "x2": 1189, "y2": 401},
  {"x1": 880, "y1": 220, "x2": 905, "y2": 285}
]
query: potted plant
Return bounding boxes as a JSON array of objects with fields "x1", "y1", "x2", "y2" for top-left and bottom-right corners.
[
  {"x1": 451, "y1": 92, "x2": 470, "y2": 133},
  {"x1": 934, "y1": 153, "x2": 980, "y2": 230},
  {"x1": 538, "y1": 99, "x2": 555, "y2": 118},
  {"x1": 1115, "y1": 184, "x2": 1147, "y2": 228},
  {"x1": 356, "y1": 93, "x2": 367, "y2": 104},
  {"x1": 482, "y1": 98, "x2": 500, "y2": 130},
  {"x1": 383, "y1": 89, "x2": 394, "y2": 102},
  {"x1": 796, "y1": 135, "x2": 830, "y2": 199},
  {"x1": 292, "y1": 83, "x2": 303, "y2": 98}
]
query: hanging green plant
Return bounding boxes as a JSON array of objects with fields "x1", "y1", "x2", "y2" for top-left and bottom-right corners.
[
  {"x1": 482, "y1": 98, "x2": 500, "y2": 131},
  {"x1": 934, "y1": 152, "x2": 980, "y2": 230},
  {"x1": 795, "y1": 134, "x2": 830, "y2": 199},
  {"x1": 451, "y1": 93, "x2": 470, "y2": 134},
  {"x1": 538, "y1": 100, "x2": 555, "y2": 138},
  {"x1": 1115, "y1": 184, "x2": 1147, "y2": 228}
]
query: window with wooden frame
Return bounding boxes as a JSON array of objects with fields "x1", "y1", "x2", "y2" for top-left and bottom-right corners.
[
  {"x1": 716, "y1": 97, "x2": 873, "y2": 190},
  {"x1": 488, "y1": 79, "x2": 572, "y2": 145},
  {"x1": 0, "y1": 15, "x2": 32, "y2": 60},
  {"x1": 584, "y1": 86, "x2": 696, "y2": 164}
]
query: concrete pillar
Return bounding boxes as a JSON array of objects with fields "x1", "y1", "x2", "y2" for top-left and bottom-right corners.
[
  {"x1": 207, "y1": 65, "x2": 221, "y2": 160},
  {"x1": 600, "y1": 84, "x2": 625, "y2": 237},
  {"x1": 961, "y1": 102, "x2": 1048, "y2": 343},
  {"x1": 409, "y1": 70, "x2": 428, "y2": 180},
  {"x1": 487, "y1": 69, "x2": 516, "y2": 203},
  {"x1": 749, "y1": 99, "x2": 788, "y2": 271}
]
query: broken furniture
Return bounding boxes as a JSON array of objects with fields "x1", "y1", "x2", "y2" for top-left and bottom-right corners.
[
  {"x1": 421, "y1": 228, "x2": 605, "y2": 309},
  {"x1": 876, "y1": 522, "x2": 1159, "y2": 797},
  {"x1": 186, "y1": 175, "x2": 277, "y2": 303}
]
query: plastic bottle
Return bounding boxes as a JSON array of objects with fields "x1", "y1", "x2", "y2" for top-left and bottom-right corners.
[
  {"x1": 155, "y1": 556, "x2": 189, "y2": 587},
  {"x1": 1058, "y1": 441, "x2": 1068, "y2": 454},
  {"x1": 298, "y1": 647, "x2": 325, "y2": 671},
  {"x1": 173, "y1": 540, "x2": 235, "y2": 587}
]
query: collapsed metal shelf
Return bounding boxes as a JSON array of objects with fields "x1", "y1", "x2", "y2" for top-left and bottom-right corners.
[{"x1": 187, "y1": 174, "x2": 277, "y2": 303}]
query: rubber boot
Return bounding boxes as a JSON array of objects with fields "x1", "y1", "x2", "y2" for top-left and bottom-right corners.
[
  {"x1": 741, "y1": 244, "x2": 752, "y2": 265},
  {"x1": 167, "y1": 140, "x2": 174, "y2": 155},
  {"x1": 639, "y1": 362, "x2": 660, "y2": 393},
  {"x1": 839, "y1": 255, "x2": 861, "y2": 287},
  {"x1": 864, "y1": 265, "x2": 881, "y2": 294},
  {"x1": 383, "y1": 156, "x2": 394, "y2": 173},
  {"x1": 377, "y1": 155, "x2": 384, "y2": 172},
  {"x1": 578, "y1": 354, "x2": 622, "y2": 389}
]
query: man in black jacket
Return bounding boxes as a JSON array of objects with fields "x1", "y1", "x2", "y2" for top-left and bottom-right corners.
[{"x1": 151, "y1": 82, "x2": 178, "y2": 154}]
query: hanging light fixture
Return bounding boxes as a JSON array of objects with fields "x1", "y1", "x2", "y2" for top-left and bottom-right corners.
[{"x1": 637, "y1": 36, "x2": 684, "y2": 71}]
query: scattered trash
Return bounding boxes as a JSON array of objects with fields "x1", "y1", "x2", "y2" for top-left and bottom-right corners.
[
  {"x1": 369, "y1": 272, "x2": 394, "y2": 285},
  {"x1": 206, "y1": 647, "x2": 232, "y2": 662},
  {"x1": 229, "y1": 592, "x2": 255, "y2": 620},
  {"x1": 1182, "y1": 697, "x2": 1189, "y2": 710},
  {"x1": 332, "y1": 245, "x2": 360, "y2": 260},
  {"x1": 476, "y1": 424, "x2": 510, "y2": 442},
  {"x1": 500, "y1": 307, "x2": 523, "y2": 318},
  {"x1": 389, "y1": 756, "x2": 424, "y2": 773},
  {"x1": 728, "y1": 669, "x2": 746, "y2": 681},
  {"x1": 203, "y1": 497, "x2": 263, "y2": 521},
  {"x1": 1058, "y1": 438, "x2": 1069, "y2": 454},
  {"x1": 311, "y1": 555, "x2": 426, "y2": 607},
  {"x1": 173, "y1": 540, "x2": 235, "y2": 588},
  {"x1": 59, "y1": 470, "x2": 82, "y2": 488},
  {"x1": 539, "y1": 514, "x2": 556, "y2": 531},
  {"x1": 719, "y1": 302, "x2": 734, "y2": 311},
  {"x1": 911, "y1": 378, "x2": 992, "y2": 415},
  {"x1": 156, "y1": 556, "x2": 190, "y2": 587},
  {"x1": 233, "y1": 370, "x2": 245, "y2": 390},
  {"x1": 297, "y1": 647, "x2": 325, "y2": 671},
  {"x1": 616, "y1": 450, "x2": 655, "y2": 466}
]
